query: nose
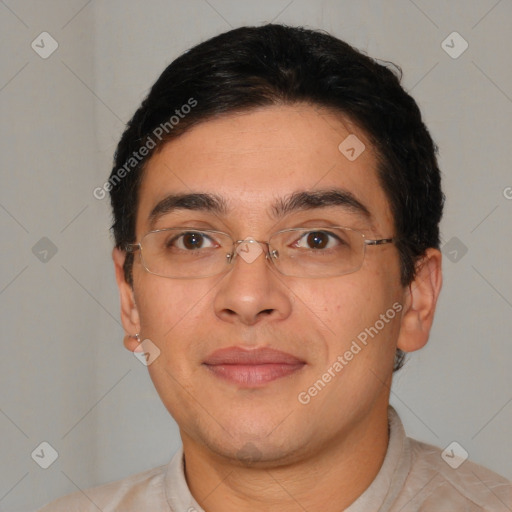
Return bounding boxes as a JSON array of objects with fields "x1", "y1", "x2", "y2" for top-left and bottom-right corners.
[{"x1": 213, "y1": 240, "x2": 292, "y2": 326}]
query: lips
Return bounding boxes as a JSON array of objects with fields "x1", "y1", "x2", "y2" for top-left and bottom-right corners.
[{"x1": 203, "y1": 347, "x2": 306, "y2": 386}]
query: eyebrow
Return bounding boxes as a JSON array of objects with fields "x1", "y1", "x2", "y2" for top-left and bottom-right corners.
[
  {"x1": 271, "y1": 189, "x2": 372, "y2": 221},
  {"x1": 148, "y1": 193, "x2": 228, "y2": 228},
  {"x1": 147, "y1": 188, "x2": 372, "y2": 228}
]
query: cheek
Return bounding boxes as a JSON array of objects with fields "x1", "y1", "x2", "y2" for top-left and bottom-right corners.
[
  {"x1": 134, "y1": 274, "x2": 229, "y2": 370},
  {"x1": 290, "y1": 273, "x2": 401, "y2": 357},
  {"x1": 134, "y1": 279, "x2": 211, "y2": 400},
  {"x1": 289, "y1": 278, "x2": 371, "y2": 332},
  {"x1": 134, "y1": 275, "x2": 211, "y2": 340}
]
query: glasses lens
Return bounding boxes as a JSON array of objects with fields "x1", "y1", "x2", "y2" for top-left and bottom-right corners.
[
  {"x1": 269, "y1": 227, "x2": 364, "y2": 277},
  {"x1": 140, "y1": 229, "x2": 232, "y2": 278}
]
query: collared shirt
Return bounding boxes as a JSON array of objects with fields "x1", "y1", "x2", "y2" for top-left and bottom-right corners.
[{"x1": 39, "y1": 407, "x2": 511, "y2": 511}]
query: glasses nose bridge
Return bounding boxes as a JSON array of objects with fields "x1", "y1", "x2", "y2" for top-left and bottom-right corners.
[
  {"x1": 228, "y1": 238, "x2": 278, "y2": 266},
  {"x1": 233, "y1": 237, "x2": 270, "y2": 249}
]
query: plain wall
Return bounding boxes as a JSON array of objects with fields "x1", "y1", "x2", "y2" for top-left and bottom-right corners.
[{"x1": 1, "y1": 1, "x2": 511, "y2": 510}]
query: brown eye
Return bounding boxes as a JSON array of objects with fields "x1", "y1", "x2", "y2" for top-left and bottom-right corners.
[
  {"x1": 182, "y1": 232, "x2": 205, "y2": 250},
  {"x1": 306, "y1": 231, "x2": 329, "y2": 249},
  {"x1": 292, "y1": 230, "x2": 345, "y2": 250},
  {"x1": 171, "y1": 232, "x2": 216, "y2": 251}
]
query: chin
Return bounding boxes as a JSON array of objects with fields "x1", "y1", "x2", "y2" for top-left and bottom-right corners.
[
  {"x1": 205, "y1": 434, "x2": 308, "y2": 468},
  {"x1": 188, "y1": 411, "x2": 310, "y2": 467}
]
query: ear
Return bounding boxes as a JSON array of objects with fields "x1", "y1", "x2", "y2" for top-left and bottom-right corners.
[
  {"x1": 397, "y1": 248, "x2": 442, "y2": 353},
  {"x1": 112, "y1": 247, "x2": 141, "y2": 352}
]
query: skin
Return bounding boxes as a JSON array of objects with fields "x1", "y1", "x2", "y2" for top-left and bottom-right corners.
[{"x1": 113, "y1": 104, "x2": 442, "y2": 512}]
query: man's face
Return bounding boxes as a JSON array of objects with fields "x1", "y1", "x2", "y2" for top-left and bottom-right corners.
[{"x1": 125, "y1": 105, "x2": 407, "y2": 464}]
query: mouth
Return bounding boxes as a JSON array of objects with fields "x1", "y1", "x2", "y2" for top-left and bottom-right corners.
[{"x1": 203, "y1": 346, "x2": 306, "y2": 387}]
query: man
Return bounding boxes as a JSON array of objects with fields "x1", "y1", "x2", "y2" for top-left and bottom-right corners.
[{"x1": 40, "y1": 24, "x2": 511, "y2": 511}]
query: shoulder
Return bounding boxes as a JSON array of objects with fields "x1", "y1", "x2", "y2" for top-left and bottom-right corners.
[
  {"x1": 37, "y1": 464, "x2": 168, "y2": 512},
  {"x1": 405, "y1": 437, "x2": 512, "y2": 510}
]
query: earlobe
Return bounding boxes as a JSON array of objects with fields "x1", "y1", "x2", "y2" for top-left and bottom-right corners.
[
  {"x1": 123, "y1": 333, "x2": 143, "y2": 353},
  {"x1": 397, "y1": 248, "x2": 442, "y2": 353},
  {"x1": 112, "y1": 247, "x2": 141, "y2": 350}
]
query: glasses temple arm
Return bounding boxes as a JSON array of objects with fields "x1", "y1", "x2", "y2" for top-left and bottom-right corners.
[
  {"x1": 364, "y1": 238, "x2": 394, "y2": 246},
  {"x1": 124, "y1": 243, "x2": 141, "y2": 253}
]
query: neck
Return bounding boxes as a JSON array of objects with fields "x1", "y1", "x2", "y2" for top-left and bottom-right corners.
[{"x1": 181, "y1": 401, "x2": 390, "y2": 512}]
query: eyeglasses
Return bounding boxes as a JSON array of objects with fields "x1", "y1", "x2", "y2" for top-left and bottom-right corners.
[{"x1": 125, "y1": 227, "x2": 394, "y2": 279}]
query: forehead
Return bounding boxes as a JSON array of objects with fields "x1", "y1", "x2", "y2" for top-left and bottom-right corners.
[{"x1": 136, "y1": 104, "x2": 394, "y2": 235}]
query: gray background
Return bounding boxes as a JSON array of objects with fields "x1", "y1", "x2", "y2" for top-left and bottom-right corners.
[{"x1": 1, "y1": 1, "x2": 511, "y2": 510}]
